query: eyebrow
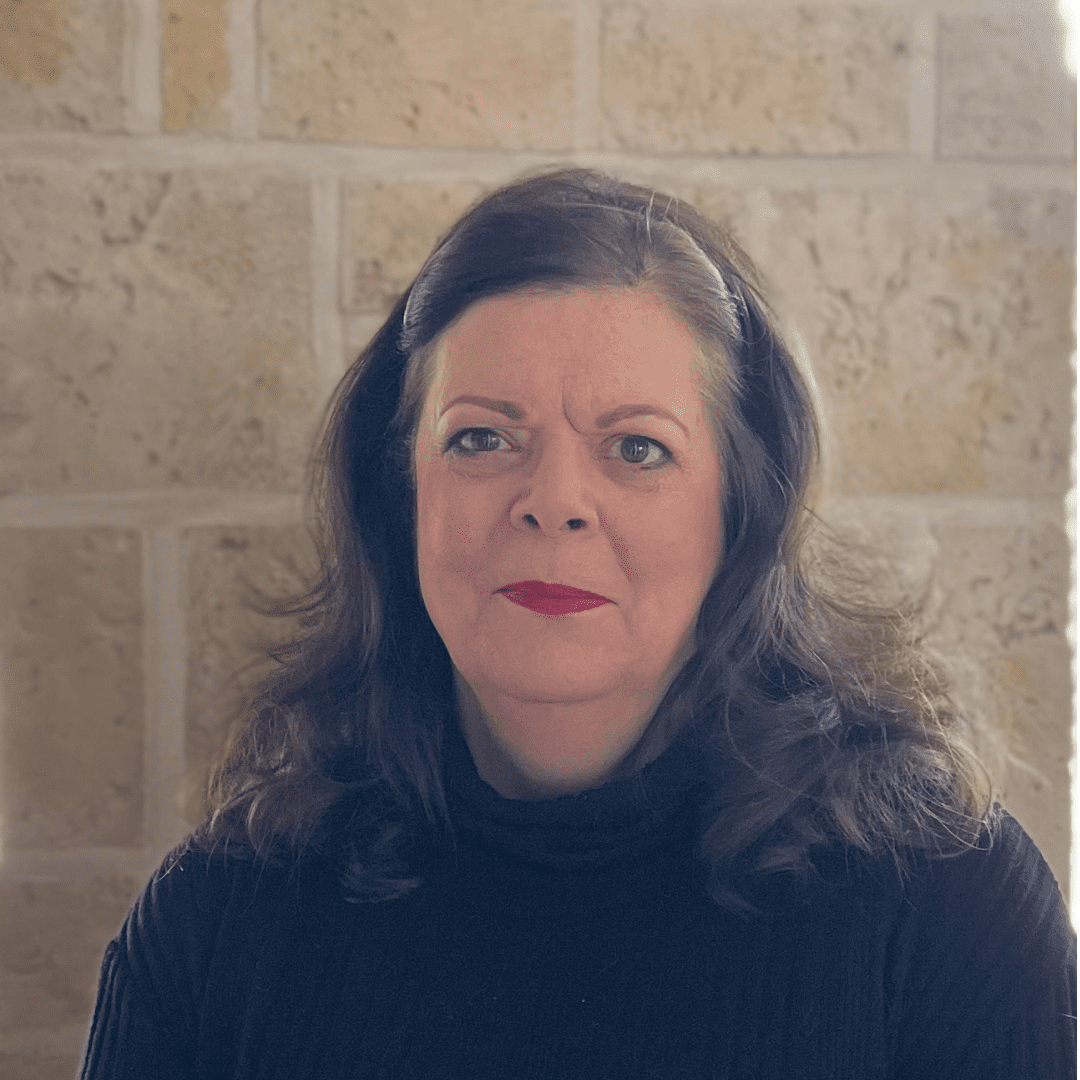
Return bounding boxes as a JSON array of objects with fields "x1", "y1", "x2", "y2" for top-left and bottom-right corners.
[
  {"x1": 439, "y1": 395, "x2": 525, "y2": 420},
  {"x1": 440, "y1": 396, "x2": 689, "y2": 438},
  {"x1": 595, "y1": 404, "x2": 690, "y2": 438}
]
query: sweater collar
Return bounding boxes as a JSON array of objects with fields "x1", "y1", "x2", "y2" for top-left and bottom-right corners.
[{"x1": 443, "y1": 719, "x2": 709, "y2": 869}]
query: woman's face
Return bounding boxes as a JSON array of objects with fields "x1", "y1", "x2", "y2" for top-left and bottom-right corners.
[{"x1": 414, "y1": 287, "x2": 723, "y2": 775}]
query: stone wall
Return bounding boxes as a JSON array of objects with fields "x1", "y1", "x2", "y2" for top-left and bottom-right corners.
[{"x1": 0, "y1": 0, "x2": 1074, "y2": 1074}]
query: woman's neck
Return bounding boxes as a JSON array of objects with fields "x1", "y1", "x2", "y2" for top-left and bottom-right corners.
[{"x1": 453, "y1": 670, "x2": 680, "y2": 800}]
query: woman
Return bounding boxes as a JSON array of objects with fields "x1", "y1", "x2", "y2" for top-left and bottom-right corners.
[{"x1": 80, "y1": 169, "x2": 1075, "y2": 1078}]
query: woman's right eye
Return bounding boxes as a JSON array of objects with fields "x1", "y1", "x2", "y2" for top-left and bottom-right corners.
[{"x1": 445, "y1": 428, "x2": 508, "y2": 455}]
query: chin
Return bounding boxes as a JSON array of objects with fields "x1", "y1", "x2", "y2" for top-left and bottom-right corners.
[
  {"x1": 470, "y1": 650, "x2": 657, "y2": 709},
  {"x1": 476, "y1": 670, "x2": 616, "y2": 707}
]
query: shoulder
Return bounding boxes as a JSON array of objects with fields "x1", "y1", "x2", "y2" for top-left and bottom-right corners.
[
  {"x1": 127, "y1": 843, "x2": 263, "y2": 942},
  {"x1": 884, "y1": 809, "x2": 1076, "y2": 1077},
  {"x1": 81, "y1": 843, "x2": 343, "y2": 1076},
  {"x1": 802, "y1": 809, "x2": 1073, "y2": 998},
  {"x1": 908, "y1": 809, "x2": 1073, "y2": 963},
  {"x1": 118, "y1": 841, "x2": 332, "y2": 1009},
  {"x1": 118, "y1": 845, "x2": 240, "y2": 999}
]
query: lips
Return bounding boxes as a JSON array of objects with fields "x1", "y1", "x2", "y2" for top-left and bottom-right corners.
[{"x1": 498, "y1": 580, "x2": 613, "y2": 616}]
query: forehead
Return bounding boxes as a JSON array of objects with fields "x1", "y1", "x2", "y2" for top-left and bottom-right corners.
[{"x1": 425, "y1": 287, "x2": 708, "y2": 414}]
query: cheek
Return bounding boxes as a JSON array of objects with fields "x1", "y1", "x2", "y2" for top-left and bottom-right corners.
[
  {"x1": 615, "y1": 483, "x2": 723, "y2": 593},
  {"x1": 415, "y1": 472, "x2": 452, "y2": 599},
  {"x1": 415, "y1": 467, "x2": 493, "y2": 605}
]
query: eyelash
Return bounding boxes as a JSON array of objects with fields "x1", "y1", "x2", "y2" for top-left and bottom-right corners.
[
  {"x1": 443, "y1": 428, "x2": 673, "y2": 469},
  {"x1": 445, "y1": 428, "x2": 512, "y2": 456}
]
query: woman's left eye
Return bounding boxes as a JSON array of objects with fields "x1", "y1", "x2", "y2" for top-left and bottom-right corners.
[
  {"x1": 445, "y1": 427, "x2": 510, "y2": 455},
  {"x1": 608, "y1": 435, "x2": 671, "y2": 468}
]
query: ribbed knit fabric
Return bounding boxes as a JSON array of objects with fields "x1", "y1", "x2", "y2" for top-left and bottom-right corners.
[{"x1": 79, "y1": 727, "x2": 1076, "y2": 1079}]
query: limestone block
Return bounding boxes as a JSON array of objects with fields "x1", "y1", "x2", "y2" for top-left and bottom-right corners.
[
  {"x1": 927, "y1": 522, "x2": 1072, "y2": 892},
  {"x1": 342, "y1": 180, "x2": 487, "y2": 316},
  {"x1": 163, "y1": 0, "x2": 231, "y2": 133},
  {"x1": 0, "y1": 873, "x2": 137, "y2": 1031},
  {"x1": 0, "y1": 0, "x2": 126, "y2": 132},
  {"x1": 0, "y1": 529, "x2": 143, "y2": 850},
  {"x1": 0, "y1": 1053, "x2": 82, "y2": 1080},
  {"x1": 259, "y1": 0, "x2": 574, "y2": 148},
  {"x1": 939, "y1": 13, "x2": 1076, "y2": 162},
  {"x1": 600, "y1": 3, "x2": 910, "y2": 155},
  {"x1": 183, "y1": 525, "x2": 316, "y2": 819},
  {"x1": 693, "y1": 184, "x2": 1074, "y2": 497},
  {"x1": 0, "y1": 169, "x2": 318, "y2": 494}
]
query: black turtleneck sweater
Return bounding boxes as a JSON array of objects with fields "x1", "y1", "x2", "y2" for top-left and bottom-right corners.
[{"x1": 80, "y1": 727, "x2": 1075, "y2": 1079}]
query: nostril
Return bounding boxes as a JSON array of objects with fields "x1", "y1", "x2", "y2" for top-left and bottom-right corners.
[
  {"x1": 524, "y1": 513, "x2": 540, "y2": 529},
  {"x1": 566, "y1": 518, "x2": 586, "y2": 531}
]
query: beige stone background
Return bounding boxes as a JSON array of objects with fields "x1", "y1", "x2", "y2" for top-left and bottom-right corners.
[{"x1": 0, "y1": 0, "x2": 1074, "y2": 1074}]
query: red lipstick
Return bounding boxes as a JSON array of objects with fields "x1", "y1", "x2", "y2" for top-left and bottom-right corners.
[{"x1": 498, "y1": 581, "x2": 612, "y2": 616}]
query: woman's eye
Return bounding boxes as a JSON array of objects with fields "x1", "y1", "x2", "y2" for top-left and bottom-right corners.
[
  {"x1": 446, "y1": 428, "x2": 508, "y2": 455},
  {"x1": 611, "y1": 435, "x2": 670, "y2": 468}
]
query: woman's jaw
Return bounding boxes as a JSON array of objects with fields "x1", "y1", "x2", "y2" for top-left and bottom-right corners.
[{"x1": 452, "y1": 629, "x2": 695, "y2": 800}]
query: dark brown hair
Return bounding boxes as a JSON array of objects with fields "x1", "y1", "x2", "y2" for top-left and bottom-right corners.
[{"x1": 198, "y1": 168, "x2": 989, "y2": 908}]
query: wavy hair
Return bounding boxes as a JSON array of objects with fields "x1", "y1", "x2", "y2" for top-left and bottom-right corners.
[{"x1": 197, "y1": 168, "x2": 989, "y2": 908}]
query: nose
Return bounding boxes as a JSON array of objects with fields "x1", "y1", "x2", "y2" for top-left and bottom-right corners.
[{"x1": 512, "y1": 439, "x2": 598, "y2": 537}]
